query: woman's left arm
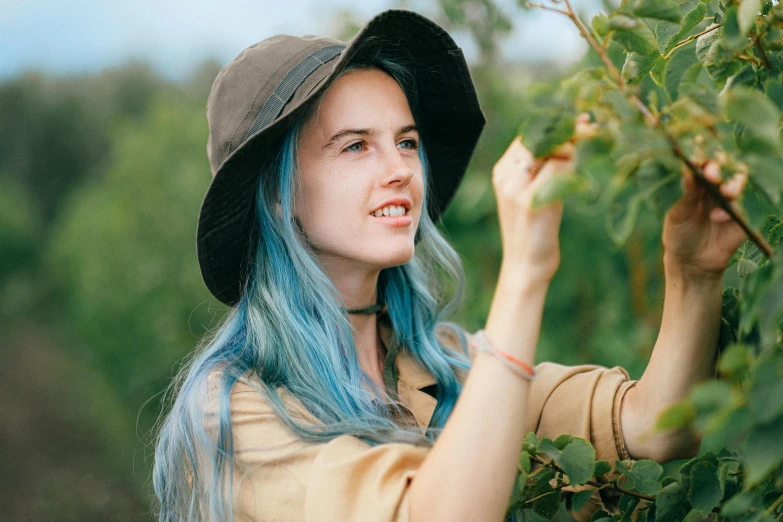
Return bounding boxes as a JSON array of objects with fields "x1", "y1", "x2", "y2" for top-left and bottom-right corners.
[{"x1": 620, "y1": 159, "x2": 749, "y2": 462}]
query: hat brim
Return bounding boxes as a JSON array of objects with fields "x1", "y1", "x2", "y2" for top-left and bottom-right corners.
[{"x1": 197, "y1": 9, "x2": 486, "y2": 306}]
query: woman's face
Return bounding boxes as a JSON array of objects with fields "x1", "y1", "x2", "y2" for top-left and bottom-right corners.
[{"x1": 295, "y1": 68, "x2": 424, "y2": 272}]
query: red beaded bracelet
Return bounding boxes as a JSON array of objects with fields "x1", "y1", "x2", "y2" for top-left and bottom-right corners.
[{"x1": 469, "y1": 329, "x2": 538, "y2": 381}]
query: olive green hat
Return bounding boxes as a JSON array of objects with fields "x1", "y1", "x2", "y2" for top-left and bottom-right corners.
[{"x1": 199, "y1": 9, "x2": 486, "y2": 306}]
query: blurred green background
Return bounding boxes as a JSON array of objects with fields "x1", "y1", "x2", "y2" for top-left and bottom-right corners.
[{"x1": 0, "y1": 1, "x2": 676, "y2": 520}]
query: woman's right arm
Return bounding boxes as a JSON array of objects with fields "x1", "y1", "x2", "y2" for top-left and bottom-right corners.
[{"x1": 408, "y1": 133, "x2": 578, "y2": 522}]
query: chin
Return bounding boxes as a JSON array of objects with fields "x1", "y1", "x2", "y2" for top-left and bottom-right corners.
[{"x1": 371, "y1": 243, "x2": 416, "y2": 269}]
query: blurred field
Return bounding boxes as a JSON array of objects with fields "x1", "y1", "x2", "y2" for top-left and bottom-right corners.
[{"x1": 0, "y1": 12, "x2": 674, "y2": 521}]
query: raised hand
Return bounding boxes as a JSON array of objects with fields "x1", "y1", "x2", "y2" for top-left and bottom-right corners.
[{"x1": 662, "y1": 159, "x2": 749, "y2": 281}]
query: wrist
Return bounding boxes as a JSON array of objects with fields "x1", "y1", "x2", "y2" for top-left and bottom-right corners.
[
  {"x1": 663, "y1": 254, "x2": 725, "y2": 287},
  {"x1": 498, "y1": 261, "x2": 554, "y2": 292}
]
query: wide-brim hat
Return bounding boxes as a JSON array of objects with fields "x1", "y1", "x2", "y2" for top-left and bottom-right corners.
[{"x1": 198, "y1": 9, "x2": 486, "y2": 306}]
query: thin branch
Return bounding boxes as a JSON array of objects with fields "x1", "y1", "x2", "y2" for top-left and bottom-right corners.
[
  {"x1": 764, "y1": 492, "x2": 783, "y2": 517},
  {"x1": 750, "y1": 31, "x2": 773, "y2": 70},
  {"x1": 523, "y1": 484, "x2": 567, "y2": 506},
  {"x1": 526, "y1": 3, "x2": 569, "y2": 15},
  {"x1": 737, "y1": 53, "x2": 764, "y2": 66},
  {"x1": 527, "y1": 0, "x2": 775, "y2": 259},
  {"x1": 663, "y1": 24, "x2": 722, "y2": 59}
]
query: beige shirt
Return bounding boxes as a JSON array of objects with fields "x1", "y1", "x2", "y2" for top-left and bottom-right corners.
[{"x1": 205, "y1": 321, "x2": 636, "y2": 522}]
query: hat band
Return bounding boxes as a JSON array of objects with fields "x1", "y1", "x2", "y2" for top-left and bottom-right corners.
[{"x1": 244, "y1": 44, "x2": 346, "y2": 142}]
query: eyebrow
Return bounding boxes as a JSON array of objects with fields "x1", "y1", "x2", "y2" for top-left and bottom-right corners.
[{"x1": 323, "y1": 124, "x2": 419, "y2": 150}]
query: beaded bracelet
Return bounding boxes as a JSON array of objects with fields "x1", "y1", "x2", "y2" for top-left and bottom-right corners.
[{"x1": 469, "y1": 329, "x2": 538, "y2": 381}]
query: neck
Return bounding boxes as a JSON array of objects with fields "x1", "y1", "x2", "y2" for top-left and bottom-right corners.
[{"x1": 319, "y1": 256, "x2": 387, "y2": 390}]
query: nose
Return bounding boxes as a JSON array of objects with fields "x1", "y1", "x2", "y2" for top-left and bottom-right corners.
[{"x1": 379, "y1": 147, "x2": 415, "y2": 188}]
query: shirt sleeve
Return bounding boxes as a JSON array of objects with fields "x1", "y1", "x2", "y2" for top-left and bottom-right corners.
[
  {"x1": 530, "y1": 361, "x2": 637, "y2": 464},
  {"x1": 205, "y1": 371, "x2": 428, "y2": 522},
  {"x1": 436, "y1": 326, "x2": 637, "y2": 463}
]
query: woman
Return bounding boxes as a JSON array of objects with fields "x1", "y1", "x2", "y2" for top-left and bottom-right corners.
[{"x1": 153, "y1": 9, "x2": 748, "y2": 522}]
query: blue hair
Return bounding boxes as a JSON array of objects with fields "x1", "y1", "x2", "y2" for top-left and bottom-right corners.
[{"x1": 153, "y1": 49, "x2": 472, "y2": 521}]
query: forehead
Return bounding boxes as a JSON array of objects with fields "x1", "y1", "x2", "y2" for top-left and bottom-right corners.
[{"x1": 309, "y1": 68, "x2": 415, "y2": 133}]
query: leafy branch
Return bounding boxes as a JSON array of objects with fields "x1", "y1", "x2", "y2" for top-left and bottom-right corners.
[
  {"x1": 529, "y1": 453, "x2": 657, "y2": 502},
  {"x1": 663, "y1": 23, "x2": 722, "y2": 59},
  {"x1": 525, "y1": 0, "x2": 775, "y2": 258}
]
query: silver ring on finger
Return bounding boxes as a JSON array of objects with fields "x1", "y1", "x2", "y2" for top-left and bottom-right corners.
[
  {"x1": 515, "y1": 158, "x2": 533, "y2": 177},
  {"x1": 515, "y1": 158, "x2": 530, "y2": 171}
]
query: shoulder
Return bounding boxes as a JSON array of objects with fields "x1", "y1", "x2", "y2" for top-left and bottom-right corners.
[{"x1": 205, "y1": 369, "x2": 321, "y2": 426}]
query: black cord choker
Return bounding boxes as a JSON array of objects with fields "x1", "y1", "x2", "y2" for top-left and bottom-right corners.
[{"x1": 346, "y1": 304, "x2": 385, "y2": 315}]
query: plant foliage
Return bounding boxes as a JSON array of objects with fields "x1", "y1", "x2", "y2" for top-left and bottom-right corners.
[{"x1": 504, "y1": 0, "x2": 783, "y2": 519}]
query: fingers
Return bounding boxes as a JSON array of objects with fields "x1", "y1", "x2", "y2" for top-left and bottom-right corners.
[
  {"x1": 574, "y1": 112, "x2": 599, "y2": 141},
  {"x1": 719, "y1": 166, "x2": 748, "y2": 199},
  {"x1": 685, "y1": 158, "x2": 748, "y2": 200},
  {"x1": 709, "y1": 206, "x2": 732, "y2": 223}
]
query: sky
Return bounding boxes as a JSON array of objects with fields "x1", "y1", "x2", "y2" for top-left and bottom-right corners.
[{"x1": 0, "y1": 0, "x2": 603, "y2": 81}]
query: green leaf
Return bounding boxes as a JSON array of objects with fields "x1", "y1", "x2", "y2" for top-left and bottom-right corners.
[
  {"x1": 609, "y1": 13, "x2": 642, "y2": 30},
  {"x1": 531, "y1": 171, "x2": 587, "y2": 210},
  {"x1": 606, "y1": 181, "x2": 645, "y2": 246},
  {"x1": 518, "y1": 108, "x2": 577, "y2": 158},
  {"x1": 593, "y1": 13, "x2": 611, "y2": 37},
  {"x1": 633, "y1": 0, "x2": 681, "y2": 22},
  {"x1": 663, "y1": 4, "x2": 708, "y2": 55},
  {"x1": 537, "y1": 437, "x2": 561, "y2": 458},
  {"x1": 687, "y1": 461, "x2": 723, "y2": 514},
  {"x1": 720, "y1": 87, "x2": 783, "y2": 152},
  {"x1": 531, "y1": 470, "x2": 561, "y2": 518},
  {"x1": 613, "y1": 20, "x2": 659, "y2": 55},
  {"x1": 695, "y1": 24, "x2": 721, "y2": 62},
  {"x1": 575, "y1": 135, "x2": 615, "y2": 182},
  {"x1": 655, "y1": 482, "x2": 692, "y2": 522},
  {"x1": 554, "y1": 434, "x2": 575, "y2": 450},
  {"x1": 524, "y1": 432, "x2": 540, "y2": 454},
  {"x1": 720, "y1": 491, "x2": 760, "y2": 517},
  {"x1": 571, "y1": 490, "x2": 595, "y2": 513},
  {"x1": 559, "y1": 439, "x2": 597, "y2": 486},
  {"x1": 636, "y1": 159, "x2": 683, "y2": 219},
  {"x1": 656, "y1": 402, "x2": 696, "y2": 430},
  {"x1": 741, "y1": 415, "x2": 783, "y2": 486},
  {"x1": 679, "y1": 452, "x2": 719, "y2": 492},
  {"x1": 717, "y1": 342, "x2": 751, "y2": 377},
  {"x1": 591, "y1": 509, "x2": 613, "y2": 521},
  {"x1": 747, "y1": 353, "x2": 783, "y2": 423},
  {"x1": 619, "y1": 494, "x2": 641, "y2": 521},
  {"x1": 650, "y1": 54, "x2": 667, "y2": 87},
  {"x1": 722, "y1": 6, "x2": 744, "y2": 47},
  {"x1": 656, "y1": 20, "x2": 680, "y2": 54},
  {"x1": 738, "y1": 0, "x2": 761, "y2": 36},
  {"x1": 744, "y1": 155, "x2": 783, "y2": 206},
  {"x1": 765, "y1": 78, "x2": 783, "y2": 112},
  {"x1": 616, "y1": 460, "x2": 664, "y2": 495},
  {"x1": 594, "y1": 460, "x2": 612, "y2": 477},
  {"x1": 690, "y1": 381, "x2": 739, "y2": 432},
  {"x1": 664, "y1": 43, "x2": 699, "y2": 100},
  {"x1": 622, "y1": 52, "x2": 662, "y2": 85},
  {"x1": 520, "y1": 451, "x2": 532, "y2": 474}
]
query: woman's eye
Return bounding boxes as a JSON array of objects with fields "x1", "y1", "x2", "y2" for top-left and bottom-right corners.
[
  {"x1": 344, "y1": 141, "x2": 366, "y2": 153},
  {"x1": 398, "y1": 138, "x2": 419, "y2": 150}
]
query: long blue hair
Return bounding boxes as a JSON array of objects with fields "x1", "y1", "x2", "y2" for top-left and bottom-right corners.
[{"x1": 153, "y1": 44, "x2": 472, "y2": 521}]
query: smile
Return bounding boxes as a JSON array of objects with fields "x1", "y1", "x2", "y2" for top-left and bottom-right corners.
[{"x1": 370, "y1": 205, "x2": 408, "y2": 217}]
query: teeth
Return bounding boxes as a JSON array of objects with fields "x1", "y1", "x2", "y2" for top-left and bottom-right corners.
[{"x1": 372, "y1": 205, "x2": 408, "y2": 217}]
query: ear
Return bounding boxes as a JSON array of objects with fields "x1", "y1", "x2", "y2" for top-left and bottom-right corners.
[{"x1": 275, "y1": 202, "x2": 283, "y2": 218}]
